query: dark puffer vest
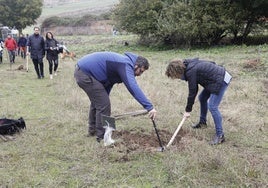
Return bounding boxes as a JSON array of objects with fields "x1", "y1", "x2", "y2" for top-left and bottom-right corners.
[{"x1": 183, "y1": 58, "x2": 225, "y2": 112}]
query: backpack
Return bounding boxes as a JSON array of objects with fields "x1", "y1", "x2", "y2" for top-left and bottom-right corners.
[{"x1": 0, "y1": 117, "x2": 26, "y2": 135}]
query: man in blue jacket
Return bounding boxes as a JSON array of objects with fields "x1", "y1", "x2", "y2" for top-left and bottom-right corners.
[
  {"x1": 165, "y1": 58, "x2": 232, "y2": 145},
  {"x1": 74, "y1": 52, "x2": 157, "y2": 142}
]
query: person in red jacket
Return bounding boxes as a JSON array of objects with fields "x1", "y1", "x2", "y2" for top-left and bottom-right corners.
[{"x1": 4, "y1": 34, "x2": 17, "y2": 64}]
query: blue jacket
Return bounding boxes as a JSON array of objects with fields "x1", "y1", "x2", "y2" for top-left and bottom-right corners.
[{"x1": 77, "y1": 52, "x2": 153, "y2": 111}]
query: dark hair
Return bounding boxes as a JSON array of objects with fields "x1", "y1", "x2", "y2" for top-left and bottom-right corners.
[
  {"x1": 165, "y1": 60, "x2": 185, "y2": 79},
  {"x1": 33, "y1": 26, "x2": 40, "y2": 31},
  {"x1": 136, "y1": 56, "x2": 149, "y2": 70},
  {"x1": 45, "y1": 32, "x2": 54, "y2": 40}
]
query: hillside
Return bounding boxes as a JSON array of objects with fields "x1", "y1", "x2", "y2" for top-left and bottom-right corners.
[{"x1": 39, "y1": 0, "x2": 119, "y2": 22}]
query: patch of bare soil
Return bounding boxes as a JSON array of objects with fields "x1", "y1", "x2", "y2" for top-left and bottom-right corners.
[
  {"x1": 110, "y1": 128, "x2": 188, "y2": 153},
  {"x1": 243, "y1": 58, "x2": 261, "y2": 69}
]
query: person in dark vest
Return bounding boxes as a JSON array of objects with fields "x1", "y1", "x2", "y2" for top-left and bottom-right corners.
[
  {"x1": 27, "y1": 27, "x2": 45, "y2": 79},
  {"x1": 45, "y1": 32, "x2": 60, "y2": 79},
  {"x1": 165, "y1": 58, "x2": 232, "y2": 145}
]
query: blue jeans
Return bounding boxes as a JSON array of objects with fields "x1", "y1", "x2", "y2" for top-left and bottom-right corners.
[{"x1": 198, "y1": 82, "x2": 229, "y2": 136}]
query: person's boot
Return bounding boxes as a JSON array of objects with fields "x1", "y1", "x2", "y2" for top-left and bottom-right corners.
[
  {"x1": 192, "y1": 121, "x2": 207, "y2": 129},
  {"x1": 96, "y1": 132, "x2": 104, "y2": 143},
  {"x1": 209, "y1": 134, "x2": 225, "y2": 145},
  {"x1": 96, "y1": 137, "x2": 103, "y2": 143},
  {"x1": 87, "y1": 127, "x2": 96, "y2": 137}
]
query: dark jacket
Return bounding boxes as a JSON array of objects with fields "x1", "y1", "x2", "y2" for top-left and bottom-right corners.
[
  {"x1": 45, "y1": 38, "x2": 59, "y2": 60},
  {"x1": 183, "y1": 58, "x2": 225, "y2": 112},
  {"x1": 18, "y1": 37, "x2": 27, "y2": 47},
  {"x1": 27, "y1": 34, "x2": 45, "y2": 59},
  {"x1": 77, "y1": 52, "x2": 153, "y2": 111}
]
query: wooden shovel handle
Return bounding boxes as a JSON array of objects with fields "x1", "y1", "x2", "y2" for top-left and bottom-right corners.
[{"x1": 166, "y1": 116, "x2": 187, "y2": 148}]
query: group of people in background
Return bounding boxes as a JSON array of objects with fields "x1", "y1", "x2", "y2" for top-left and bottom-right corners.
[
  {"x1": 1, "y1": 26, "x2": 61, "y2": 80},
  {"x1": 1, "y1": 33, "x2": 28, "y2": 64}
]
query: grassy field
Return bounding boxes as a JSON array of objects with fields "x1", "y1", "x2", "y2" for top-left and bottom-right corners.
[
  {"x1": 0, "y1": 34, "x2": 267, "y2": 187},
  {"x1": 41, "y1": 0, "x2": 119, "y2": 19}
]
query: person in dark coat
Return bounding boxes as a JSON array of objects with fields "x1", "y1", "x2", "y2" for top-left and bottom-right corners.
[
  {"x1": 45, "y1": 32, "x2": 60, "y2": 79},
  {"x1": 17, "y1": 33, "x2": 27, "y2": 59},
  {"x1": 26, "y1": 26, "x2": 45, "y2": 79},
  {"x1": 165, "y1": 58, "x2": 232, "y2": 145},
  {"x1": 74, "y1": 52, "x2": 157, "y2": 142}
]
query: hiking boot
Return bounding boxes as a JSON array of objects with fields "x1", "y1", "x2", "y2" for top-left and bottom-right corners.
[
  {"x1": 192, "y1": 122, "x2": 207, "y2": 129},
  {"x1": 96, "y1": 137, "x2": 103, "y2": 143},
  {"x1": 87, "y1": 127, "x2": 96, "y2": 137},
  {"x1": 87, "y1": 130, "x2": 96, "y2": 137},
  {"x1": 209, "y1": 134, "x2": 225, "y2": 145}
]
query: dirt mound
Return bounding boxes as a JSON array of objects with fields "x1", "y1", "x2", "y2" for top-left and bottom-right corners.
[{"x1": 111, "y1": 128, "x2": 188, "y2": 153}]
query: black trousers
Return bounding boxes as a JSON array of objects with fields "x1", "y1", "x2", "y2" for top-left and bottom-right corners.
[
  {"x1": 74, "y1": 66, "x2": 111, "y2": 139},
  {"x1": 48, "y1": 59, "x2": 58, "y2": 74},
  {"x1": 32, "y1": 58, "x2": 44, "y2": 78}
]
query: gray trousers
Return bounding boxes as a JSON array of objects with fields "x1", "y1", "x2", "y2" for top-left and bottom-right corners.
[{"x1": 74, "y1": 66, "x2": 111, "y2": 139}]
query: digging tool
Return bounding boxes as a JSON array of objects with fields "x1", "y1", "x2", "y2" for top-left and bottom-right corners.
[
  {"x1": 151, "y1": 119, "x2": 165, "y2": 152},
  {"x1": 166, "y1": 116, "x2": 187, "y2": 148},
  {"x1": 26, "y1": 54, "x2": 29, "y2": 72},
  {"x1": 180, "y1": 112, "x2": 194, "y2": 126},
  {"x1": 114, "y1": 109, "x2": 148, "y2": 120},
  {"x1": 101, "y1": 115, "x2": 116, "y2": 146}
]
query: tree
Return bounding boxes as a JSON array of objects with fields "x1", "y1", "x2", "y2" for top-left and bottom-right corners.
[
  {"x1": 229, "y1": 0, "x2": 268, "y2": 43},
  {"x1": 0, "y1": 0, "x2": 43, "y2": 32},
  {"x1": 112, "y1": 0, "x2": 163, "y2": 43},
  {"x1": 159, "y1": 0, "x2": 232, "y2": 46},
  {"x1": 113, "y1": 0, "x2": 268, "y2": 47}
]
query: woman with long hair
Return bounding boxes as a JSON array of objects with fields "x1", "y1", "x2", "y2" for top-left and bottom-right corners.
[{"x1": 45, "y1": 32, "x2": 59, "y2": 79}]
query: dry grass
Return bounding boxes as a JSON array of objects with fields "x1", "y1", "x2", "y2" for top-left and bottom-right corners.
[{"x1": 0, "y1": 35, "x2": 267, "y2": 187}]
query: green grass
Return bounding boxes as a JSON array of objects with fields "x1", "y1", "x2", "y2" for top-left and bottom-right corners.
[
  {"x1": 23, "y1": 0, "x2": 119, "y2": 33},
  {"x1": 0, "y1": 34, "x2": 267, "y2": 187},
  {"x1": 41, "y1": 0, "x2": 119, "y2": 18}
]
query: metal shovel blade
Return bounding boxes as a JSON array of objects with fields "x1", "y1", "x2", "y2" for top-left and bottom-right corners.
[
  {"x1": 101, "y1": 115, "x2": 116, "y2": 129},
  {"x1": 101, "y1": 115, "x2": 116, "y2": 146}
]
